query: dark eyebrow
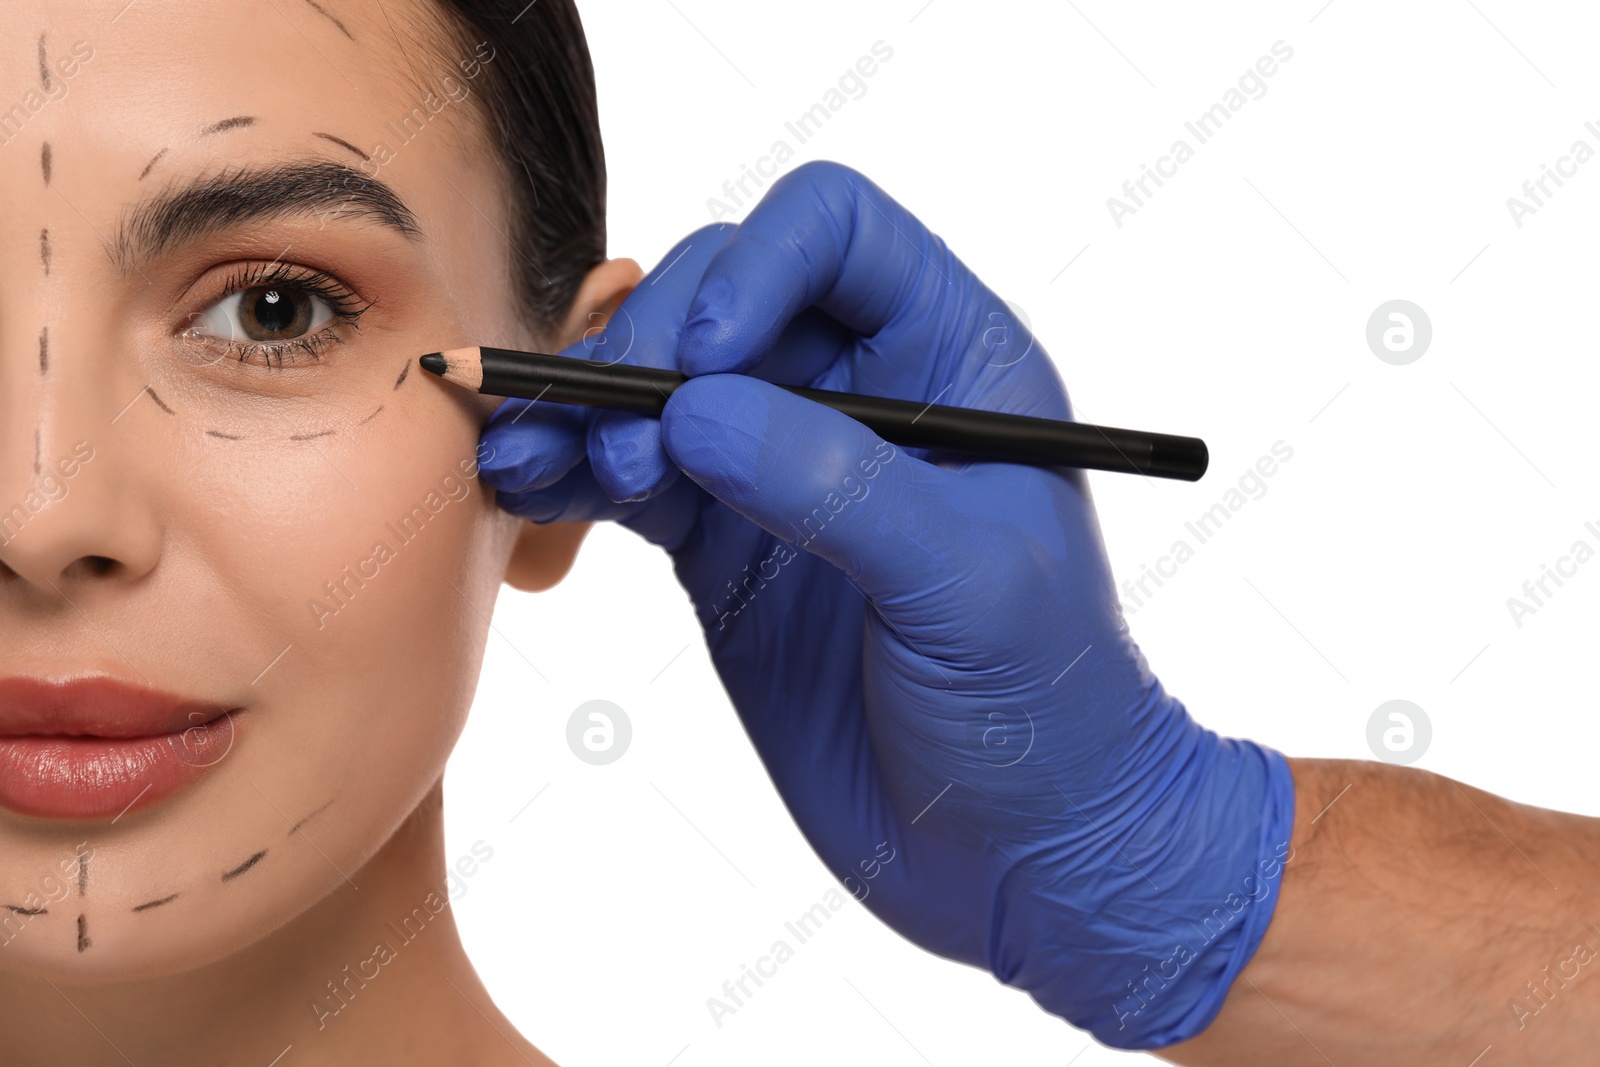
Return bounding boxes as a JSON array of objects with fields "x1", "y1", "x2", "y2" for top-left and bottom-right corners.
[{"x1": 108, "y1": 159, "x2": 422, "y2": 273}]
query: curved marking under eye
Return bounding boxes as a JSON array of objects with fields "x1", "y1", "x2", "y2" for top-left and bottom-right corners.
[
  {"x1": 147, "y1": 388, "x2": 175, "y2": 415},
  {"x1": 4, "y1": 904, "x2": 46, "y2": 916},
  {"x1": 394, "y1": 361, "x2": 411, "y2": 390},
  {"x1": 358, "y1": 405, "x2": 384, "y2": 426},
  {"x1": 206, "y1": 429, "x2": 243, "y2": 441},
  {"x1": 289, "y1": 429, "x2": 336, "y2": 442}
]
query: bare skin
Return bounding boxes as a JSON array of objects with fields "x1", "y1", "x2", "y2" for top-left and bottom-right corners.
[
  {"x1": 0, "y1": 2, "x2": 637, "y2": 1062},
  {"x1": 4, "y1": 776, "x2": 550, "y2": 1065},
  {"x1": 1165, "y1": 757, "x2": 1600, "y2": 1065}
]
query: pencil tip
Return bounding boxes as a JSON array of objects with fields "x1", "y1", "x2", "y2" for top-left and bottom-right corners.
[{"x1": 419, "y1": 353, "x2": 447, "y2": 376}]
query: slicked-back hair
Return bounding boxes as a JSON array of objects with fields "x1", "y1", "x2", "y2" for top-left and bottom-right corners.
[{"x1": 429, "y1": 0, "x2": 606, "y2": 340}]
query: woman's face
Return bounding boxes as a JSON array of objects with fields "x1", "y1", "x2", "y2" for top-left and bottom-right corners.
[{"x1": 0, "y1": 0, "x2": 542, "y2": 979}]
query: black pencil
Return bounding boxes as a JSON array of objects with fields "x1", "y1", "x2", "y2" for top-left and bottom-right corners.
[{"x1": 418, "y1": 346, "x2": 1208, "y2": 481}]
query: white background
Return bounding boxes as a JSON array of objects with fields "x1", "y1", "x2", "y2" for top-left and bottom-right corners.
[{"x1": 444, "y1": 2, "x2": 1600, "y2": 1063}]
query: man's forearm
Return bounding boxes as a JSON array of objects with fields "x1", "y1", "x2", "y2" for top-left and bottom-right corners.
[{"x1": 1162, "y1": 757, "x2": 1600, "y2": 1065}]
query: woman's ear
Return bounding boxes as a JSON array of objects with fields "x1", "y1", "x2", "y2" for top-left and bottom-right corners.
[
  {"x1": 554, "y1": 256, "x2": 645, "y2": 350},
  {"x1": 502, "y1": 256, "x2": 645, "y2": 593},
  {"x1": 504, "y1": 520, "x2": 593, "y2": 592}
]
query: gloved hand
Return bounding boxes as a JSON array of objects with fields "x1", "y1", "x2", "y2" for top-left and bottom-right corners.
[{"x1": 478, "y1": 160, "x2": 1295, "y2": 1050}]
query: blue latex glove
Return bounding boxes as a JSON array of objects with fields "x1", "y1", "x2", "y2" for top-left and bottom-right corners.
[{"x1": 478, "y1": 161, "x2": 1295, "y2": 1050}]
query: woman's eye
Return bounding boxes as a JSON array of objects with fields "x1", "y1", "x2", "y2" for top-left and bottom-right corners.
[{"x1": 196, "y1": 284, "x2": 336, "y2": 343}]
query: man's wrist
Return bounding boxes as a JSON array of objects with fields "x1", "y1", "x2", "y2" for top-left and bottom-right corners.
[{"x1": 1160, "y1": 757, "x2": 1600, "y2": 1065}]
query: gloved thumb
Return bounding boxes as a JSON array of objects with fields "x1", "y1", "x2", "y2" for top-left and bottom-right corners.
[{"x1": 660, "y1": 373, "x2": 969, "y2": 616}]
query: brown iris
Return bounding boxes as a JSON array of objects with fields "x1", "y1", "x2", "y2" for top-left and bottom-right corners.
[{"x1": 238, "y1": 286, "x2": 313, "y2": 341}]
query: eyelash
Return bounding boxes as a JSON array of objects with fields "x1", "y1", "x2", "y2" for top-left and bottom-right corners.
[{"x1": 180, "y1": 262, "x2": 372, "y2": 370}]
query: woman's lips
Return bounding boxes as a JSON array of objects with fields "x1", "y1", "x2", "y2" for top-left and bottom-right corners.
[{"x1": 0, "y1": 677, "x2": 239, "y2": 820}]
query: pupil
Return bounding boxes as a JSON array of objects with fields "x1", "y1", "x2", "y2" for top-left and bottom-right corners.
[{"x1": 245, "y1": 286, "x2": 309, "y2": 340}]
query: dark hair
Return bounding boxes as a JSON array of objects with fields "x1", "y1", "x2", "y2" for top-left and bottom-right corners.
[{"x1": 425, "y1": 0, "x2": 607, "y2": 338}]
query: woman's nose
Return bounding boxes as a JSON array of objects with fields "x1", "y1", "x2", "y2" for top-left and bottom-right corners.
[{"x1": 0, "y1": 322, "x2": 163, "y2": 598}]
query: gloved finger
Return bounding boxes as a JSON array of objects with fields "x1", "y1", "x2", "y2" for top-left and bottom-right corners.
[
  {"x1": 584, "y1": 223, "x2": 736, "y2": 502},
  {"x1": 742, "y1": 305, "x2": 857, "y2": 390},
  {"x1": 506, "y1": 300, "x2": 857, "y2": 504},
  {"x1": 496, "y1": 455, "x2": 703, "y2": 553},
  {"x1": 678, "y1": 161, "x2": 920, "y2": 368},
  {"x1": 659, "y1": 373, "x2": 976, "y2": 625},
  {"x1": 587, "y1": 411, "x2": 678, "y2": 503},
  {"x1": 479, "y1": 396, "x2": 591, "y2": 494},
  {"x1": 677, "y1": 160, "x2": 1063, "y2": 423}
]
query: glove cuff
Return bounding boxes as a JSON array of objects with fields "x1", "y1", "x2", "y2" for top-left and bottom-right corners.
[
  {"x1": 1090, "y1": 738, "x2": 1297, "y2": 1049},
  {"x1": 992, "y1": 731, "x2": 1297, "y2": 1050}
]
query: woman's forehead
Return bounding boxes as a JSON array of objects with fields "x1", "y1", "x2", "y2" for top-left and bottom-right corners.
[
  {"x1": 0, "y1": 0, "x2": 512, "y2": 297},
  {"x1": 0, "y1": 0, "x2": 478, "y2": 190}
]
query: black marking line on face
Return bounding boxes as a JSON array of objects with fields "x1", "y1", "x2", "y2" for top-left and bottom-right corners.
[
  {"x1": 76, "y1": 914, "x2": 89, "y2": 952},
  {"x1": 199, "y1": 116, "x2": 257, "y2": 138},
  {"x1": 139, "y1": 147, "x2": 168, "y2": 181},
  {"x1": 302, "y1": 0, "x2": 355, "y2": 41},
  {"x1": 33, "y1": 429, "x2": 41, "y2": 478},
  {"x1": 205, "y1": 429, "x2": 243, "y2": 441},
  {"x1": 5, "y1": 904, "x2": 46, "y2": 916},
  {"x1": 358, "y1": 405, "x2": 384, "y2": 426},
  {"x1": 289, "y1": 428, "x2": 335, "y2": 441},
  {"x1": 40, "y1": 142, "x2": 50, "y2": 186},
  {"x1": 38, "y1": 327, "x2": 47, "y2": 373},
  {"x1": 77, "y1": 851, "x2": 87, "y2": 896},
  {"x1": 40, "y1": 228, "x2": 50, "y2": 276},
  {"x1": 38, "y1": 36, "x2": 48, "y2": 91},
  {"x1": 147, "y1": 388, "x2": 175, "y2": 415},
  {"x1": 394, "y1": 360, "x2": 411, "y2": 390},
  {"x1": 288, "y1": 795, "x2": 337, "y2": 836},
  {"x1": 312, "y1": 131, "x2": 368, "y2": 163},
  {"x1": 221, "y1": 849, "x2": 267, "y2": 882},
  {"x1": 131, "y1": 893, "x2": 179, "y2": 913}
]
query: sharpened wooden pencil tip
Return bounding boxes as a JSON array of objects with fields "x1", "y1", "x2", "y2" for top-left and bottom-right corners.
[{"x1": 427, "y1": 346, "x2": 486, "y2": 391}]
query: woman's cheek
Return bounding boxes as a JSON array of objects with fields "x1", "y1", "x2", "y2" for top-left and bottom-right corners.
[{"x1": 166, "y1": 393, "x2": 493, "y2": 729}]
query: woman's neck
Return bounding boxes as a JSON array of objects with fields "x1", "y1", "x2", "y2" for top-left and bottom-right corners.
[{"x1": 0, "y1": 779, "x2": 558, "y2": 1067}]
